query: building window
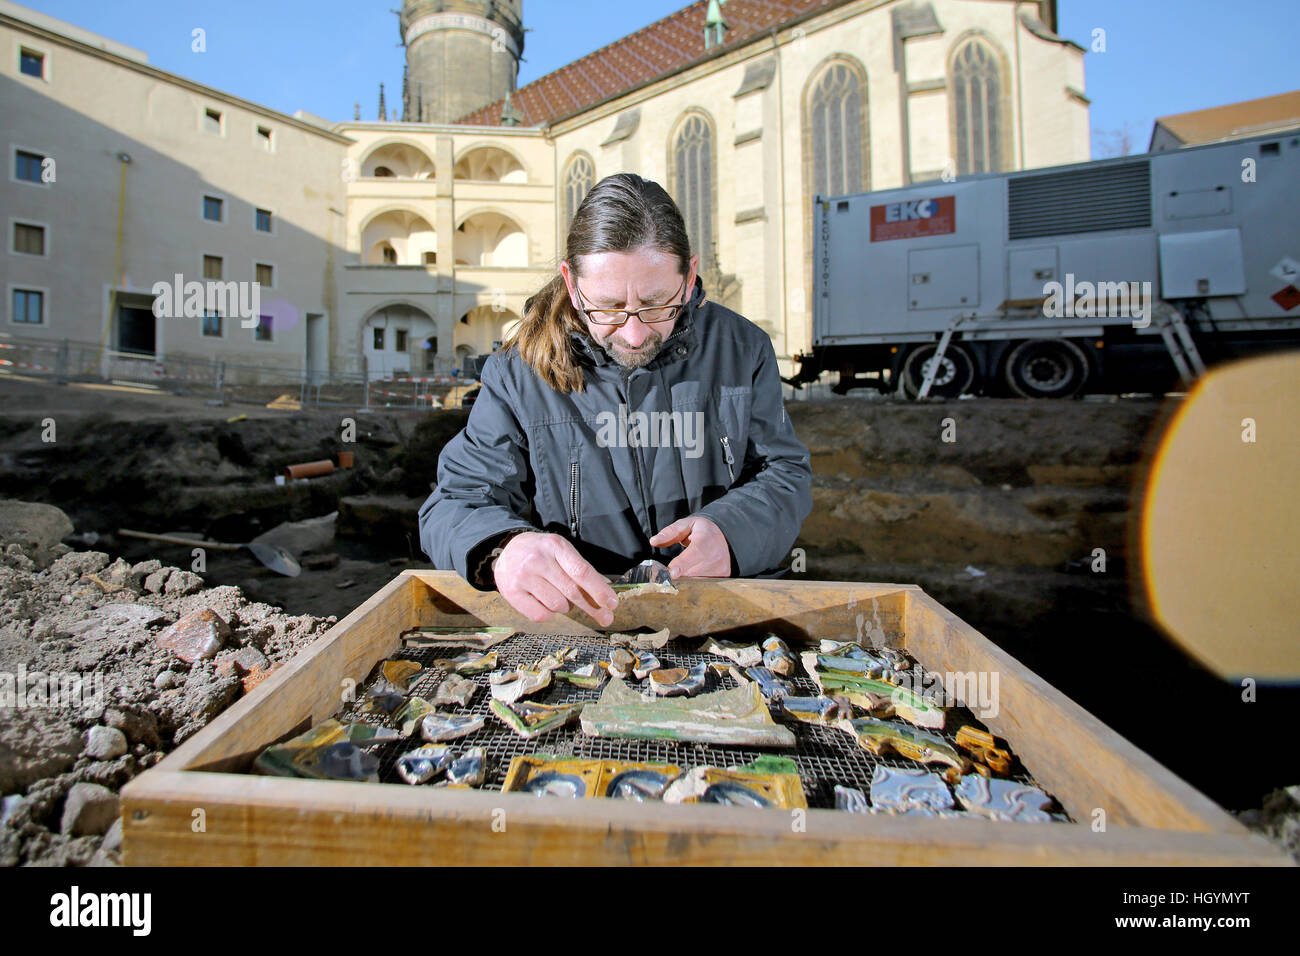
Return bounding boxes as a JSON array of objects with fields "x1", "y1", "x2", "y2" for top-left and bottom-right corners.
[
  {"x1": 12, "y1": 289, "x2": 44, "y2": 324},
  {"x1": 395, "y1": 329, "x2": 408, "y2": 351},
  {"x1": 808, "y1": 61, "x2": 866, "y2": 198},
  {"x1": 563, "y1": 154, "x2": 594, "y2": 229},
  {"x1": 204, "y1": 108, "x2": 223, "y2": 134},
  {"x1": 203, "y1": 255, "x2": 223, "y2": 280},
  {"x1": 423, "y1": 251, "x2": 437, "y2": 266},
  {"x1": 12, "y1": 222, "x2": 45, "y2": 256},
  {"x1": 373, "y1": 166, "x2": 395, "y2": 178},
  {"x1": 203, "y1": 196, "x2": 223, "y2": 222},
  {"x1": 672, "y1": 115, "x2": 715, "y2": 270},
  {"x1": 254, "y1": 315, "x2": 273, "y2": 341},
  {"x1": 256, "y1": 126, "x2": 273, "y2": 150},
  {"x1": 15, "y1": 150, "x2": 45, "y2": 183},
  {"x1": 255, "y1": 263, "x2": 274, "y2": 287},
  {"x1": 19, "y1": 49, "x2": 44, "y2": 79},
  {"x1": 381, "y1": 245, "x2": 397, "y2": 264},
  {"x1": 202, "y1": 312, "x2": 222, "y2": 337},
  {"x1": 373, "y1": 328, "x2": 385, "y2": 350},
  {"x1": 255, "y1": 208, "x2": 273, "y2": 233},
  {"x1": 951, "y1": 37, "x2": 1006, "y2": 175}
]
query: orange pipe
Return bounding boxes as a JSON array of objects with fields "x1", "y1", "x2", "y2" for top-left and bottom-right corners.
[
  {"x1": 282, "y1": 459, "x2": 335, "y2": 480},
  {"x1": 336, "y1": 451, "x2": 355, "y2": 469}
]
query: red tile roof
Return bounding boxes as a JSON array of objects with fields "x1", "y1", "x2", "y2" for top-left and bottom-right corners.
[
  {"x1": 455, "y1": 0, "x2": 854, "y2": 128},
  {"x1": 1153, "y1": 90, "x2": 1300, "y2": 147}
]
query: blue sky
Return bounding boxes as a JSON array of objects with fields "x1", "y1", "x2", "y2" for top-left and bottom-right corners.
[{"x1": 13, "y1": 1, "x2": 1298, "y2": 157}]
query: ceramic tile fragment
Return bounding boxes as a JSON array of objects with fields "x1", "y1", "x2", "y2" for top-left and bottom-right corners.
[
  {"x1": 868, "y1": 765, "x2": 954, "y2": 814},
  {"x1": 701, "y1": 636, "x2": 763, "y2": 668},
  {"x1": 580, "y1": 679, "x2": 795, "y2": 747}
]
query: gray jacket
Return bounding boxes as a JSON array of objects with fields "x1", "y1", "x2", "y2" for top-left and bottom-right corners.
[{"x1": 418, "y1": 278, "x2": 812, "y2": 586}]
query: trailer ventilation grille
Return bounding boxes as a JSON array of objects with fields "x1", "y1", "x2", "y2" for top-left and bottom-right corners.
[{"x1": 1008, "y1": 160, "x2": 1150, "y2": 239}]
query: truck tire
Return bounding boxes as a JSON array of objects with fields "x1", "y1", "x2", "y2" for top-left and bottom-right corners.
[
  {"x1": 901, "y1": 343, "x2": 977, "y2": 398},
  {"x1": 1004, "y1": 339, "x2": 1090, "y2": 398}
]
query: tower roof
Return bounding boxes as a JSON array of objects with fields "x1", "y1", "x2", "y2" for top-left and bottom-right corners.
[{"x1": 454, "y1": 0, "x2": 854, "y2": 128}]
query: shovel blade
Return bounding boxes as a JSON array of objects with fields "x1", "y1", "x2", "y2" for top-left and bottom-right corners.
[{"x1": 246, "y1": 542, "x2": 301, "y2": 577}]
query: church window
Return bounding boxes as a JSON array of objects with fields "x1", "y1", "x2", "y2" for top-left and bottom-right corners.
[
  {"x1": 952, "y1": 37, "x2": 1005, "y2": 175},
  {"x1": 672, "y1": 114, "x2": 714, "y2": 269},
  {"x1": 562, "y1": 154, "x2": 593, "y2": 229},
  {"x1": 808, "y1": 62, "x2": 865, "y2": 198}
]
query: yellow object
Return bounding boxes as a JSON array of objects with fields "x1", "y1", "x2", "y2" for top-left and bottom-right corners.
[
  {"x1": 502, "y1": 756, "x2": 682, "y2": 799},
  {"x1": 266, "y1": 393, "x2": 302, "y2": 410},
  {"x1": 1141, "y1": 352, "x2": 1299, "y2": 681},
  {"x1": 663, "y1": 765, "x2": 808, "y2": 809},
  {"x1": 226, "y1": 413, "x2": 248, "y2": 423},
  {"x1": 442, "y1": 385, "x2": 476, "y2": 409}
]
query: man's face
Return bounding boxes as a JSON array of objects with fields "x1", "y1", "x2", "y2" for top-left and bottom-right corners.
[{"x1": 561, "y1": 247, "x2": 697, "y2": 370}]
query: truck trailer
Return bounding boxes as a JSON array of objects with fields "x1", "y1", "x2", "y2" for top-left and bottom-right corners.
[{"x1": 789, "y1": 129, "x2": 1300, "y2": 398}]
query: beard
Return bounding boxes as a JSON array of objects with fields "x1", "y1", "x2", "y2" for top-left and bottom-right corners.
[{"x1": 600, "y1": 329, "x2": 664, "y2": 369}]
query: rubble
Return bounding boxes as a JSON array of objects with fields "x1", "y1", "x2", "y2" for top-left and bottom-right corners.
[
  {"x1": 0, "y1": 526, "x2": 335, "y2": 866},
  {"x1": 1237, "y1": 785, "x2": 1300, "y2": 864},
  {"x1": 84, "y1": 726, "x2": 127, "y2": 760},
  {"x1": 0, "y1": 501, "x2": 74, "y2": 569},
  {"x1": 156, "y1": 608, "x2": 231, "y2": 663},
  {"x1": 60, "y1": 783, "x2": 118, "y2": 836}
]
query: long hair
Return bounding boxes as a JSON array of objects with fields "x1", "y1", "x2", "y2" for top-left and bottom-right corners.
[{"x1": 504, "y1": 173, "x2": 692, "y2": 393}]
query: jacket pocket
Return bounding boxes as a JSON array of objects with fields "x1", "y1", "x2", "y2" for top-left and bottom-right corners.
[{"x1": 713, "y1": 385, "x2": 751, "y2": 485}]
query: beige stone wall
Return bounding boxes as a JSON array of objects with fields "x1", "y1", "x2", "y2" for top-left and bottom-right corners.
[
  {"x1": 338, "y1": 124, "x2": 553, "y2": 375},
  {"x1": 0, "y1": 10, "x2": 350, "y2": 377}
]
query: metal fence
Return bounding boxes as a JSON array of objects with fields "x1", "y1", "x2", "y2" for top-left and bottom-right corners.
[{"x1": 0, "y1": 333, "x2": 479, "y2": 410}]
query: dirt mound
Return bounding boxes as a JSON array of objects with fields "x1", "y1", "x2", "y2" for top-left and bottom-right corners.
[{"x1": 0, "y1": 541, "x2": 335, "y2": 866}]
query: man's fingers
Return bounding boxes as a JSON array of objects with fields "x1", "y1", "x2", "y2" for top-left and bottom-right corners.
[
  {"x1": 558, "y1": 553, "x2": 618, "y2": 610},
  {"x1": 504, "y1": 588, "x2": 555, "y2": 624},
  {"x1": 528, "y1": 578, "x2": 571, "y2": 615},
  {"x1": 551, "y1": 571, "x2": 613, "y2": 625},
  {"x1": 667, "y1": 554, "x2": 701, "y2": 578},
  {"x1": 650, "y1": 519, "x2": 691, "y2": 546},
  {"x1": 552, "y1": 539, "x2": 618, "y2": 610}
]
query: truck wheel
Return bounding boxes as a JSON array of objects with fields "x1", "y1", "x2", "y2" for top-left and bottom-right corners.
[
  {"x1": 901, "y1": 344, "x2": 976, "y2": 398},
  {"x1": 1004, "y1": 339, "x2": 1090, "y2": 398}
]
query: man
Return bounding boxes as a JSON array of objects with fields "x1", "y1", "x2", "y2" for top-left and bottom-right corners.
[{"x1": 418, "y1": 173, "x2": 811, "y2": 628}]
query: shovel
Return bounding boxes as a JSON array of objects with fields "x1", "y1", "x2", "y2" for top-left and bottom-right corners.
[{"x1": 118, "y1": 528, "x2": 302, "y2": 577}]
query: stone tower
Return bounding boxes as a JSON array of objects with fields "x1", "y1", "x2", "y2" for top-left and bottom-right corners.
[{"x1": 400, "y1": 0, "x2": 525, "y2": 124}]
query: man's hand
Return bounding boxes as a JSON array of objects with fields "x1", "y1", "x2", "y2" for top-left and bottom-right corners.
[
  {"x1": 492, "y1": 532, "x2": 618, "y2": 627},
  {"x1": 649, "y1": 516, "x2": 731, "y2": 579}
]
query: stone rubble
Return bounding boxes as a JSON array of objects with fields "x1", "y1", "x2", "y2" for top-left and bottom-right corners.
[{"x1": 0, "y1": 533, "x2": 336, "y2": 867}]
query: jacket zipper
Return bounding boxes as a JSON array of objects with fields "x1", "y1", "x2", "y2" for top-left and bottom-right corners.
[
  {"x1": 720, "y1": 435, "x2": 735, "y2": 482},
  {"x1": 568, "y1": 460, "x2": 580, "y2": 536},
  {"x1": 621, "y1": 370, "x2": 652, "y2": 537}
]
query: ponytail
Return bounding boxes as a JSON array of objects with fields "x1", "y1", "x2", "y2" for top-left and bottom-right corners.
[{"x1": 502, "y1": 274, "x2": 588, "y2": 393}]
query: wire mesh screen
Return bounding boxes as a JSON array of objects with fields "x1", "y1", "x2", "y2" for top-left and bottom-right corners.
[{"x1": 330, "y1": 631, "x2": 1070, "y2": 818}]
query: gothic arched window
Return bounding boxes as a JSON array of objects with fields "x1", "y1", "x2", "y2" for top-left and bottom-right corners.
[
  {"x1": 672, "y1": 114, "x2": 714, "y2": 269},
  {"x1": 808, "y1": 61, "x2": 866, "y2": 198},
  {"x1": 563, "y1": 154, "x2": 594, "y2": 229},
  {"x1": 951, "y1": 37, "x2": 1006, "y2": 175}
]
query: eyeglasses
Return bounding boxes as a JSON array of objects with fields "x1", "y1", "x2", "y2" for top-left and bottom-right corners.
[{"x1": 573, "y1": 276, "x2": 688, "y2": 327}]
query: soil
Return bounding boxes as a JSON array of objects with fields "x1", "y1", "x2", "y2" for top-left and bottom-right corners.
[{"x1": 0, "y1": 544, "x2": 334, "y2": 866}]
